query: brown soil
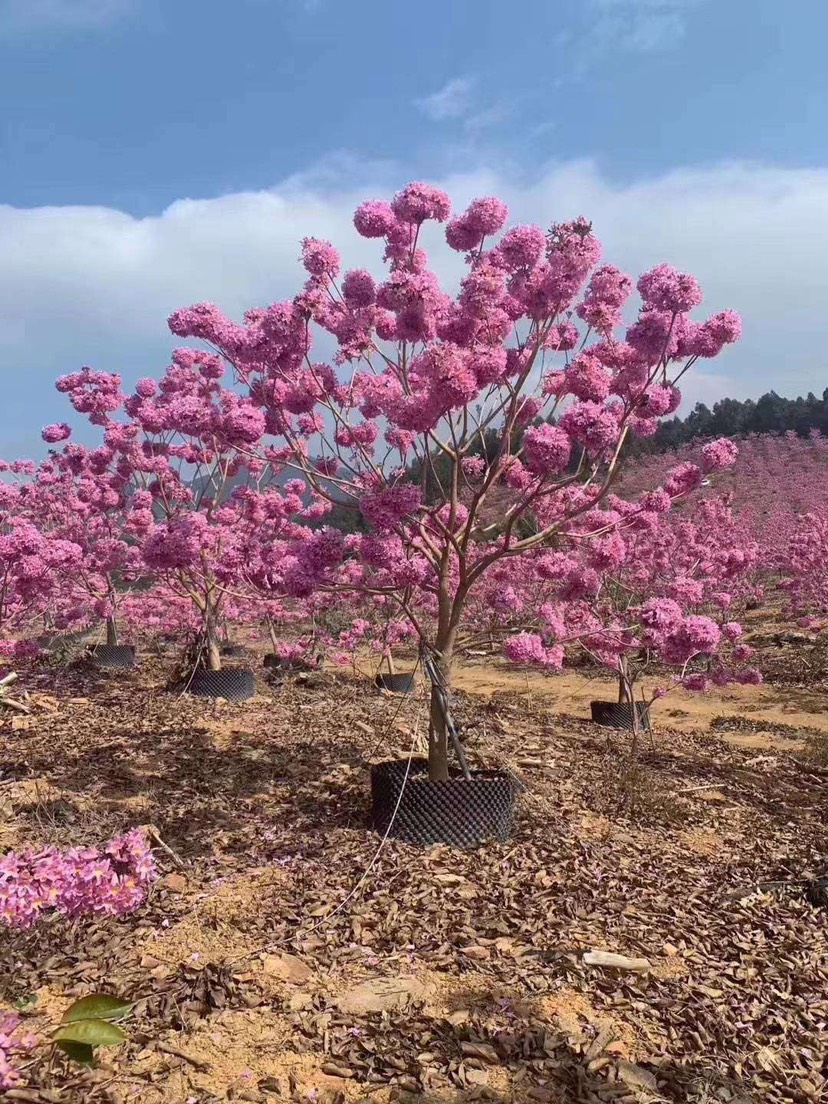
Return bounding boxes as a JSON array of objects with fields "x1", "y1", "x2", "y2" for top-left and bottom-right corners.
[
  {"x1": 451, "y1": 658, "x2": 828, "y2": 744},
  {"x1": 0, "y1": 644, "x2": 826, "y2": 1104}
]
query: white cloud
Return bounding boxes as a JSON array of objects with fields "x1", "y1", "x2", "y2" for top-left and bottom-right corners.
[
  {"x1": 415, "y1": 77, "x2": 476, "y2": 122},
  {"x1": 0, "y1": 0, "x2": 133, "y2": 33},
  {"x1": 1, "y1": 157, "x2": 827, "y2": 451},
  {"x1": 581, "y1": 0, "x2": 703, "y2": 61}
]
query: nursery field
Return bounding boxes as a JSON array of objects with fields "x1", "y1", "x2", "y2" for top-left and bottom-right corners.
[
  {"x1": 3, "y1": 181, "x2": 828, "y2": 1104},
  {"x1": 1, "y1": 633, "x2": 826, "y2": 1104}
]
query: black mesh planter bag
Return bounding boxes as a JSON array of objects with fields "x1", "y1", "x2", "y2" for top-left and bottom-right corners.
[
  {"x1": 375, "y1": 672, "x2": 416, "y2": 694},
  {"x1": 89, "y1": 644, "x2": 137, "y2": 669},
  {"x1": 185, "y1": 667, "x2": 255, "y2": 702},
  {"x1": 590, "y1": 700, "x2": 651, "y2": 731},
  {"x1": 370, "y1": 757, "x2": 517, "y2": 848},
  {"x1": 37, "y1": 629, "x2": 92, "y2": 653}
]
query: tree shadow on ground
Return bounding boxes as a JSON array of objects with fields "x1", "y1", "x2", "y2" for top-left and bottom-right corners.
[{"x1": 32, "y1": 724, "x2": 373, "y2": 857}]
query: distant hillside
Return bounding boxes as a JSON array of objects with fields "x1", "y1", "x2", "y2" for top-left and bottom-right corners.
[{"x1": 630, "y1": 387, "x2": 828, "y2": 455}]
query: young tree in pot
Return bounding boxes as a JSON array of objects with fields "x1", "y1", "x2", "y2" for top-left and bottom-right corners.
[
  {"x1": 0, "y1": 462, "x2": 85, "y2": 706},
  {"x1": 511, "y1": 476, "x2": 762, "y2": 748},
  {"x1": 167, "y1": 181, "x2": 742, "y2": 784},
  {"x1": 23, "y1": 431, "x2": 148, "y2": 660}
]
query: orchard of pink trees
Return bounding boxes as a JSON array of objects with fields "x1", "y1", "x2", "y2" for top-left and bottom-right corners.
[
  {"x1": 3, "y1": 181, "x2": 825, "y2": 759},
  {"x1": 1, "y1": 180, "x2": 828, "y2": 1099}
]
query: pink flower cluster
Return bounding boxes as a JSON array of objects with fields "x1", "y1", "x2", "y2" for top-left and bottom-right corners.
[
  {"x1": 0, "y1": 1014, "x2": 36, "y2": 1091},
  {"x1": 0, "y1": 828, "x2": 156, "y2": 930},
  {"x1": 503, "y1": 632, "x2": 564, "y2": 669}
]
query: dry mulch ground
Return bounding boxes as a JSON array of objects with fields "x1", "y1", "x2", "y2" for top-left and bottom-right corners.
[{"x1": 0, "y1": 653, "x2": 826, "y2": 1104}]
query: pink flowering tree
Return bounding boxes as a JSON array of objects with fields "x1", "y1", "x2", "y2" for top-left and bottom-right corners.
[
  {"x1": 18, "y1": 435, "x2": 151, "y2": 648},
  {"x1": 509, "y1": 484, "x2": 762, "y2": 737},
  {"x1": 166, "y1": 181, "x2": 742, "y2": 779},
  {"x1": 779, "y1": 511, "x2": 828, "y2": 626},
  {"x1": 51, "y1": 360, "x2": 323, "y2": 672},
  {"x1": 0, "y1": 464, "x2": 84, "y2": 663}
]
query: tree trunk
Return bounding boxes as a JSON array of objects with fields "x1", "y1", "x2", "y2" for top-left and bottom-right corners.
[
  {"x1": 204, "y1": 609, "x2": 222, "y2": 672},
  {"x1": 428, "y1": 647, "x2": 453, "y2": 782},
  {"x1": 105, "y1": 616, "x2": 118, "y2": 647},
  {"x1": 618, "y1": 665, "x2": 642, "y2": 754},
  {"x1": 267, "y1": 619, "x2": 278, "y2": 651},
  {"x1": 618, "y1": 660, "x2": 634, "y2": 705}
]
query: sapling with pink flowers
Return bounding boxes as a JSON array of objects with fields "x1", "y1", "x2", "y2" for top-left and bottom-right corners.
[
  {"x1": 0, "y1": 463, "x2": 85, "y2": 693},
  {"x1": 19, "y1": 439, "x2": 150, "y2": 649},
  {"x1": 520, "y1": 489, "x2": 761, "y2": 738},
  {"x1": 780, "y1": 511, "x2": 828, "y2": 627},
  {"x1": 166, "y1": 181, "x2": 743, "y2": 779}
]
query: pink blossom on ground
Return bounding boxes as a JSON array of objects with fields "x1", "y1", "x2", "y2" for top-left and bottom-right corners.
[
  {"x1": 0, "y1": 1013, "x2": 37, "y2": 1090},
  {"x1": 0, "y1": 829, "x2": 156, "y2": 930}
]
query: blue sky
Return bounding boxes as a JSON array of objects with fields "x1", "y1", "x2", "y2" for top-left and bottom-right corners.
[
  {"x1": 1, "y1": 0, "x2": 824, "y2": 211},
  {"x1": 0, "y1": 0, "x2": 827, "y2": 453}
]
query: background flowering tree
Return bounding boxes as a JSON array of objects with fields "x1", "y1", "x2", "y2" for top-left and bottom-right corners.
[
  {"x1": 18, "y1": 435, "x2": 150, "y2": 647},
  {"x1": 0, "y1": 464, "x2": 83, "y2": 661},
  {"x1": 156, "y1": 183, "x2": 740, "y2": 778},
  {"x1": 780, "y1": 512, "x2": 828, "y2": 626},
  {"x1": 52, "y1": 358, "x2": 323, "y2": 672},
  {"x1": 507, "y1": 484, "x2": 762, "y2": 736}
]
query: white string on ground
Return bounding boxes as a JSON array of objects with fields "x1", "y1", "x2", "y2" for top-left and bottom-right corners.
[{"x1": 230, "y1": 673, "x2": 428, "y2": 966}]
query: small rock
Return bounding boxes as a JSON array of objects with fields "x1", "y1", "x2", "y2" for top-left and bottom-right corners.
[
  {"x1": 464, "y1": 1069, "x2": 489, "y2": 1085},
  {"x1": 288, "y1": 992, "x2": 314, "y2": 1011},
  {"x1": 583, "y1": 950, "x2": 651, "y2": 973},
  {"x1": 261, "y1": 953, "x2": 314, "y2": 985},
  {"x1": 463, "y1": 945, "x2": 491, "y2": 961},
  {"x1": 336, "y1": 976, "x2": 424, "y2": 1014},
  {"x1": 662, "y1": 942, "x2": 679, "y2": 957},
  {"x1": 161, "y1": 873, "x2": 189, "y2": 894}
]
